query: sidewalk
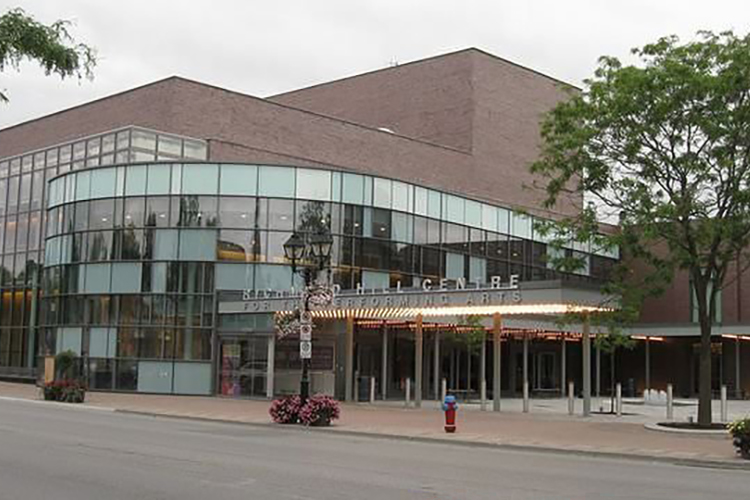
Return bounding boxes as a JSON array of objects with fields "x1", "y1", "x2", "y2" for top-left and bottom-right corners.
[{"x1": 1, "y1": 382, "x2": 746, "y2": 469}]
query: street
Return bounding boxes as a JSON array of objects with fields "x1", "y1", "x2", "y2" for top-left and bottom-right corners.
[{"x1": 0, "y1": 398, "x2": 746, "y2": 500}]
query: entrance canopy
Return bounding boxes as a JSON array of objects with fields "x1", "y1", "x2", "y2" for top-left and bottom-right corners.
[{"x1": 218, "y1": 280, "x2": 614, "y2": 321}]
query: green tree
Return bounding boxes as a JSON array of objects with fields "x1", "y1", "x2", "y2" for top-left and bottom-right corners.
[
  {"x1": 0, "y1": 7, "x2": 96, "y2": 102},
  {"x1": 531, "y1": 31, "x2": 750, "y2": 426}
]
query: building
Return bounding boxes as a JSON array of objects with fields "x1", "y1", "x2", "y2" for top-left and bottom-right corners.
[{"x1": 0, "y1": 48, "x2": 744, "y2": 401}]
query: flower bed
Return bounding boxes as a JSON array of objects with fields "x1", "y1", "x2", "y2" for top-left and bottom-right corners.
[
  {"x1": 43, "y1": 380, "x2": 87, "y2": 403},
  {"x1": 269, "y1": 394, "x2": 341, "y2": 426}
]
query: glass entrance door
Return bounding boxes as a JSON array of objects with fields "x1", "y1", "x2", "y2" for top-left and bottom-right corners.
[{"x1": 219, "y1": 336, "x2": 269, "y2": 398}]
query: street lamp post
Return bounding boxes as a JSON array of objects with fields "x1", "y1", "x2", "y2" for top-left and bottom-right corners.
[{"x1": 283, "y1": 231, "x2": 333, "y2": 403}]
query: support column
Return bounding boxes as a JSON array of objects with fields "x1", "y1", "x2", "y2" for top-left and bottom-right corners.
[
  {"x1": 523, "y1": 333, "x2": 529, "y2": 412},
  {"x1": 492, "y1": 313, "x2": 502, "y2": 412},
  {"x1": 415, "y1": 314, "x2": 423, "y2": 408},
  {"x1": 561, "y1": 335, "x2": 566, "y2": 396},
  {"x1": 582, "y1": 315, "x2": 591, "y2": 416},
  {"x1": 433, "y1": 331, "x2": 440, "y2": 400},
  {"x1": 645, "y1": 336, "x2": 651, "y2": 395},
  {"x1": 266, "y1": 333, "x2": 275, "y2": 398},
  {"x1": 381, "y1": 322, "x2": 388, "y2": 400},
  {"x1": 595, "y1": 338, "x2": 601, "y2": 398},
  {"x1": 345, "y1": 316, "x2": 354, "y2": 402},
  {"x1": 480, "y1": 330, "x2": 487, "y2": 399},
  {"x1": 736, "y1": 336, "x2": 742, "y2": 399}
]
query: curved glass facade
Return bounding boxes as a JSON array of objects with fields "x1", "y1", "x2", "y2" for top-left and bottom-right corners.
[{"x1": 41, "y1": 162, "x2": 617, "y2": 394}]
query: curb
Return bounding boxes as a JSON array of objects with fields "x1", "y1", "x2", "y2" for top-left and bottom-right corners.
[
  {"x1": 114, "y1": 409, "x2": 750, "y2": 472},
  {"x1": 644, "y1": 422, "x2": 729, "y2": 435},
  {"x1": 0, "y1": 395, "x2": 116, "y2": 412}
]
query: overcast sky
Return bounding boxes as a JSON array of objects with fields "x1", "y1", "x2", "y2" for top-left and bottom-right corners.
[{"x1": 1, "y1": 0, "x2": 747, "y2": 129}]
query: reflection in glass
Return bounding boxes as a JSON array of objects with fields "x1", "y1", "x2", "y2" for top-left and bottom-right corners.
[{"x1": 219, "y1": 197, "x2": 256, "y2": 228}]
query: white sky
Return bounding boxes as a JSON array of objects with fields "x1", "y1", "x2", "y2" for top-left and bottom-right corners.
[{"x1": 0, "y1": 0, "x2": 747, "y2": 129}]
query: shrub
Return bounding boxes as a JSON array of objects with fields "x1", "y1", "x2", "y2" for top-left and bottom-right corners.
[
  {"x1": 728, "y1": 417, "x2": 750, "y2": 459},
  {"x1": 43, "y1": 380, "x2": 87, "y2": 403},
  {"x1": 55, "y1": 350, "x2": 79, "y2": 381},
  {"x1": 298, "y1": 394, "x2": 341, "y2": 427},
  {"x1": 269, "y1": 395, "x2": 302, "y2": 424}
]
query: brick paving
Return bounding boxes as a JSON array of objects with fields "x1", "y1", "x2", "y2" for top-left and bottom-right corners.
[{"x1": 1, "y1": 382, "x2": 743, "y2": 466}]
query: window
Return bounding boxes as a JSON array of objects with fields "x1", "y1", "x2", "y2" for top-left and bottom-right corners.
[
  {"x1": 124, "y1": 165, "x2": 147, "y2": 196},
  {"x1": 220, "y1": 164, "x2": 257, "y2": 196},
  {"x1": 89, "y1": 199, "x2": 115, "y2": 231},
  {"x1": 259, "y1": 166, "x2": 294, "y2": 198},
  {"x1": 132, "y1": 129, "x2": 157, "y2": 151},
  {"x1": 296, "y1": 168, "x2": 331, "y2": 200},
  {"x1": 217, "y1": 230, "x2": 255, "y2": 262},
  {"x1": 219, "y1": 197, "x2": 257, "y2": 229},
  {"x1": 295, "y1": 200, "x2": 329, "y2": 234},
  {"x1": 157, "y1": 135, "x2": 182, "y2": 156},
  {"x1": 371, "y1": 208, "x2": 391, "y2": 239},
  {"x1": 173, "y1": 196, "x2": 218, "y2": 227},
  {"x1": 179, "y1": 229, "x2": 217, "y2": 261},
  {"x1": 147, "y1": 165, "x2": 171, "y2": 195},
  {"x1": 145, "y1": 197, "x2": 170, "y2": 227},
  {"x1": 342, "y1": 173, "x2": 364, "y2": 204},
  {"x1": 123, "y1": 197, "x2": 146, "y2": 227},
  {"x1": 373, "y1": 178, "x2": 391, "y2": 208},
  {"x1": 88, "y1": 231, "x2": 113, "y2": 262},
  {"x1": 265, "y1": 199, "x2": 294, "y2": 231},
  {"x1": 182, "y1": 164, "x2": 218, "y2": 194}
]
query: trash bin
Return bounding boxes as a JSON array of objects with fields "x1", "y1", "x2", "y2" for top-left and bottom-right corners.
[{"x1": 627, "y1": 378, "x2": 635, "y2": 398}]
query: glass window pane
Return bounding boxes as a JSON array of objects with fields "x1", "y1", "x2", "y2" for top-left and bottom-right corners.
[
  {"x1": 296, "y1": 168, "x2": 331, "y2": 201},
  {"x1": 342, "y1": 173, "x2": 364, "y2": 205},
  {"x1": 73, "y1": 142, "x2": 86, "y2": 161},
  {"x1": 267, "y1": 199, "x2": 294, "y2": 231},
  {"x1": 173, "y1": 196, "x2": 218, "y2": 227},
  {"x1": 498, "y1": 208, "x2": 510, "y2": 234},
  {"x1": 132, "y1": 129, "x2": 157, "y2": 150},
  {"x1": 427, "y1": 190, "x2": 441, "y2": 219},
  {"x1": 373, "y1": 178, "x2": 391, "y2": 208},
  {"x1": 102, "y1": 134, "x2": 116, "y2": 153},
  {"x1": 295, "y1": 200, "x2": 329, "y2": 233},
  {"x1": 217, "y1": 230, "x2": 256, "y2": 262},
  {"x1": 482, "y1": 204, "x2": 498, "y2": 231},
  {"x1": 145, "y1": 197, "x2": 170, "y2": 227},
  {"x1": 511, "y1": 212, "x2": 531, "y2": 239},
  {"x1": 74, "y1": 170, "x2": 91, "y2": 201},
  {"x1": 123, "y1": 197, "x2": 145, "y2": 227},
  {"x1": 124, "y1": 165, "x2": 147, "y2": 196},
  {"x1": 111, "y1": 263, "x2": 142, "y2": 293},
  {"x1": 90, "y1": 168, "x2": 117, "y2": 199},
  {"x1": 219, "y1": 197, "x2": 256, "y2": 229},
  {"x1": 88, "y1": 231, "x2": 113, "y2": 262},
  {"x1": 183, "y1": 140, "x2": 207, "y2": 160},
  {"x1": 258, "y1": 166, "x2": 294, "y2": 198},
  {"x1": 179, "y1": 229, "x2": 217, "y2": 261},
  {"x1": 147, "y1": 164, "x2": 171, "y2": 195},
  {"x1": 89, "y1": 199, "x2": 114, "y2": 231},
  {"x1": 83, "y1": 263, "x2": 111, "y2": 293},
  {"x1": 255, "y1": 264, "x2": 291, "y2": 290},
  {"x1": 31, "y1": 171, "x2": 44, "y2": 211},
  {"x1": 215, "y1": 263, "x2": 254, "y2": 290},
  {"x1": 220, "y1": 164, "x2": 257, "y2": 196},
  {"x1": 182, "y1": 164, "x2": 218, "y2": 194},
  {"x1": 414, "y1": 187, "x2": 428, "y2": 216},
  {"x1": 154, "y1": 229, "x2": 178, "y2": 260},
  {"x1": 465, "y1": 200, "x2": 481, "y2": 227},
  {"x1": 444, "y1": 195, "x2": 464, "y2": 224},
  {"x1": 87, "y1": 137, "x2": 101, "y2": 157},
  {"x1": 392, "y1": 181, "x2": 409, "y2": 212},
  {"x1": 392, "y1": 213, "x2": 412, "y2": 243},
  {"x1": 157, "y1": 135, "x2": 182, "y2": 156}
]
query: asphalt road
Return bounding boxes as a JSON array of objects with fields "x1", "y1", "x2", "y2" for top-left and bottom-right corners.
[{"x1": 0, "y1": 398, "x2": 747, "y2": 500}]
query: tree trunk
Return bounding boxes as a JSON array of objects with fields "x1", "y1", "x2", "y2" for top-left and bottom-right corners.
[
  {"x1": 610, "y1": 350, "x2": 615, "y2": 414},
  {"x1": 698, "y1": 319, "x2": 713, "y2": 426}
]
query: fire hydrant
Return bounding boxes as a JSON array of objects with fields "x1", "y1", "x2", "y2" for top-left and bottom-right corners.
[{"x1": 442, "y1": 395, "x2": 458, "y2": 433}]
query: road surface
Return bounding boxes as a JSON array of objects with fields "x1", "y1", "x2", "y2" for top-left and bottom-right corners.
[{"x1": 0, "y1": 397, "x2": 746, "y2": 499}]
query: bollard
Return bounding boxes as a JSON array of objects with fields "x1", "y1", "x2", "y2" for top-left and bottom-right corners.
[
  {"x1": 369, "y1": 377, "x2": 376, "y2": 404},
  {"x1": 721, "y1": 385, "x2": 728, "y2": 422},
  {"x1": 666, "y1": 384, "x2": 674, "y2": 421},
  {"x1": 441, "y1": 378, "x2": 447, "y2": 404},
  {"x1": 568, "y1": 381, "x2": 575, "y2": 415},
  {"x1": 523, "y1": 381, "x2": 530, "y2": 413},
  {"x1": 480, "y1": 380, "x2": 487, "y2": 411},
  {"x1": 615, "y1": 383, "x2": 622, "y2": 417},
  {"x1": 405, "y1": 377, "x2": 411, "y2": 407}
]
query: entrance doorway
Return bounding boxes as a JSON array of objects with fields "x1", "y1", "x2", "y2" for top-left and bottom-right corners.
[{"x1": 218, "y1": 336, "x2": 269, "y2": 397}]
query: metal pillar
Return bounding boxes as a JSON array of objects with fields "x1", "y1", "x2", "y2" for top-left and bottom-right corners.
[
  {"x1": 433, "y1": 331, "x2": 440, "y2": 400},
  {"x1": 266, "y1": 333, "x2": 275, "y2": 398},
  {"x1": 345, "y1": 316, "x2": 354, "y2": 402},
  {"x1": 561, "y1": 335, "x2": 566, "y2": 396},
  {"x1": 523, "y1": 334, "x2": 529, "y2": 412},
  {"x1": 480, "y1": 331, "x2": 487, "y2": 397},
  {"x1": 582, "y1": 315, "x2": 591, "y2": 416},
  {"x1": 595, "y1": 338, "x2": 601, "y2": 398},
  {"x1": 645, "y1": 336, "x2": 651, "y2": 395},
  {"x1": 492, "y1": 313, "x2": 502, "y2": 411},
  {"x1": 415, "y1": 314, "x2": 423, "y2": 408},
  {"x1": 736, "y1": 337, "x2": 742, "y2": 399},
  {"x1": 381, "y1": 323, "x2": 388, "y2": 400}
]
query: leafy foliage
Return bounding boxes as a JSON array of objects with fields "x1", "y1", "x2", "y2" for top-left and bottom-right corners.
[
  {"x1": 728, "y1": 417, "x2": 750, "y2": 458},
  {"x1": 531, "y1": 31, "x2": 750, "y2": 425},
  {"x1": 55, "y1": 349, "x2": 78, "y2": 381},
  {"x1": 444, "y1": 315, "x2": 485, "y2": 354},
  {"x1": 0, "y1": 7, "x2": 96, "y2": 102}
]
